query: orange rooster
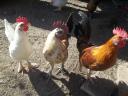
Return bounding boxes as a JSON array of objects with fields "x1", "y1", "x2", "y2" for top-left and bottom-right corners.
[{"x1": 73, "y1": 11, "x2": 128, "y2": 80}]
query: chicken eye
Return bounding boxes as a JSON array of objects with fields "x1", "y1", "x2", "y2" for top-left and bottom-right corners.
[
  {"x1": 57, "y1": 31, "x2": 63, "y2": 34},
  {"x1": 55, "y1": 30, "x2": 64, "y2": 37},
  {"x1": 118, "y1": 36, "x2": 122, "y2": 39},
  {"x1": 118, "y1": 36, "x2": 124, "y2": 41}
]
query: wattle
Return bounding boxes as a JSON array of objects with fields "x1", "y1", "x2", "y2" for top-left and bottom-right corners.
[
  {"x1": 23, "y1": 25, "x2": 28, "y2": 32},
  {"x1": 118, "y1": 40, "x2": 126, "y2": 48}
]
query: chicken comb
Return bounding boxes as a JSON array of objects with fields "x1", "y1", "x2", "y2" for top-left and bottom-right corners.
[
  {"x1": 113, "y1": 27, "x2": 128, "y2": 38},
  {"x1": 16, "y1": 16, "x2": 29, "y2": 32},
  {"x1": 52, "y1": 20, "x2": 69, "y2": 33},
  {"x1": 16, "y1": 16, "x2": 28, "y2": 25}
]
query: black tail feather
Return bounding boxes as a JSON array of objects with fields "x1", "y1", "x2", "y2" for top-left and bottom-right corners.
[
  {"x1": 74, "y1": 11, "x2": 91, "y2": 42},
  {"x1": 66, "y1": 12, "x2": 74, "y2": 38}
]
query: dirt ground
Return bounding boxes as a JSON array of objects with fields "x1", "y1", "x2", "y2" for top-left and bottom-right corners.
[{"x1": 0, "y1": 0, "x2": 128, "y2": 96}]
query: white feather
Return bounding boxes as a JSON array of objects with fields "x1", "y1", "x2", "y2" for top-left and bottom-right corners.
[
  {"x1": 5, "y1": 20, "x2": 32, "y2": 61},
  {"x1": 4, "y1": 19, "x2": 15, "y2": 43},
  {"x1": 43, "y1": 28, "x2": 68, "y2": 64},
  {"x1": 43, "y1": 28, "x2": 58, "y2": 54}
]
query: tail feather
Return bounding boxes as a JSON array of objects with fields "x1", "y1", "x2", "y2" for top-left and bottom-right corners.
[
  {"x1": 75, "y1": 11, "x2": 91, "y2": 42},
  {"x1": 78, "y1": 11, "x2": 88, "y2": 21},
  {"x1": 66, "y1": 12, "x2": 74, "y2": 38},
  {"x1": 4, "y1": 19, "x2": 15, "y2": 43},
  {"x1": 73, "y1": 11, "x2": 92, "y2": 52},
  {"x1": 87, "y1": 0, "x2": 101, "y2": 12}
]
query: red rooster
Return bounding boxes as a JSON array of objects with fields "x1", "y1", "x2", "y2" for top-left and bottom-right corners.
[{"x1": 73, "y1": 11, "x2": 128, "y2": 80}]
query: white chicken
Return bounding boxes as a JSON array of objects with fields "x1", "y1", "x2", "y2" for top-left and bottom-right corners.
[
  {"x1": 4, "y1": 17, "x2": 38, "y2": 74},
  {"x1": 43, "y1": 21, "x2": 69, "y2": 78},
  {"x1": 51, "y1": 0, "x2": 67, "y2": 11}
]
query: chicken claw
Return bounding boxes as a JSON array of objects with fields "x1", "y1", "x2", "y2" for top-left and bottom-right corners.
[
  {"x1": 24, "y1": 61, "x2": 39, "y2": 72},
  {"x1": 57, "y1": 67, "x2": 66, "y2": 75},
  {"x1": 86, "y1": 69, "x2": 99, "y2": 84},
  {"x1": 56, "y1": 63, "x2": 67, "y2": 75}
]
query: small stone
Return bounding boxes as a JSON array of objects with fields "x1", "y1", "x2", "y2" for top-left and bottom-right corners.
[{"x1": 0, "y1": 79, "x2": 6, "y2": 84}]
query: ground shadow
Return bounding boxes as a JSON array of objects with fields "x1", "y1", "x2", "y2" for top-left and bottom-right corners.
[
  {"x1": 28, "y1": 68, "x2": 65, "y2": 96},
  {"x1": 53, "y1": 70, "x2": 118, "y2": 96},
  {"x1": 118, "y1": 81, "x2": 128, "y2": 96},
  {"x1": 53, "y1": 71, "x2": 88, "y2": 96}
]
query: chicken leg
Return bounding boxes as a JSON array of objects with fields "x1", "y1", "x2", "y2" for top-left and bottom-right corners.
[
  {"x1": 86, "y1": 69, "x2": 99, "y2": 84},
  {"x1": 79, "y1": 63, "x2": 86, "y2": 76},
  {"x1": 49, "y1": 63, "x2": 54, "y2": 77},
  {"x1": 46, "y1": 63, "x2": 54, "y2": 82},
  {"x1": 18, "y1": 61, "x2": 25, "y2": 74},
  {"x1": 56, "y1": 62, "x2": 67, "y2": 75},
  {"x1": 87, "y1": 69, "x2": 92, "y2": 78},
  {"x1": 24, "y1": 60, "x2": 39, "y2": 72}
]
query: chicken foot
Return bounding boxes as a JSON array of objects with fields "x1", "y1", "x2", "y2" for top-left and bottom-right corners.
[
  {"x1": 78, "y1": 63, "x2": 87, "y2": 76},
  {"x1": 56, "y1": 62, "x2": 67, "y2": 75},
  {"x1": 18, "y1": 61, "x2": 25, "y2": 74},
  {"x1": 23, "y1": 60, "x2": 39, "y2": 72},
  {"x1": 49, "y1": 63, "x2": 54, "y2": 77},
  {"x1": 86, "y1": 69, "x2": 99, "y2": 84},
  {"x1": 46, "y1": 63, "x2": 54, "y2": 83},
  {"x1": 87, "y1": 69, "x2": 92, "y2": 78}
]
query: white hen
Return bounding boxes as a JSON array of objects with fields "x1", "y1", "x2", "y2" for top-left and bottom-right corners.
[
  {"x1": 4, "y1": 17, "x2": 37, "y2": 73},
  {"x1": 43, "y1": 21, "x2": 69, "y2": 78}
]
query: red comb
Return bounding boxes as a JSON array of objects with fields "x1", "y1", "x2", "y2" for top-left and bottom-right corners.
[
  {"x1": 52, "y1": 20, "x2": 69, "y2": 33},
  {"x1": 16, "y1": 16, "x2": 28, "y2": 25},
  {"x1": 16, "y1": 16, "x2": 29, "y2": 32},
  {"x1": 113, "y1": 27, "x2": 128, "y2": 38}
]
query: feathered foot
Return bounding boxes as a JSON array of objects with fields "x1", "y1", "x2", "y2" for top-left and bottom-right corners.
[{"x1": 24, "y1": 61, "x2": 39, "y2": 73}]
